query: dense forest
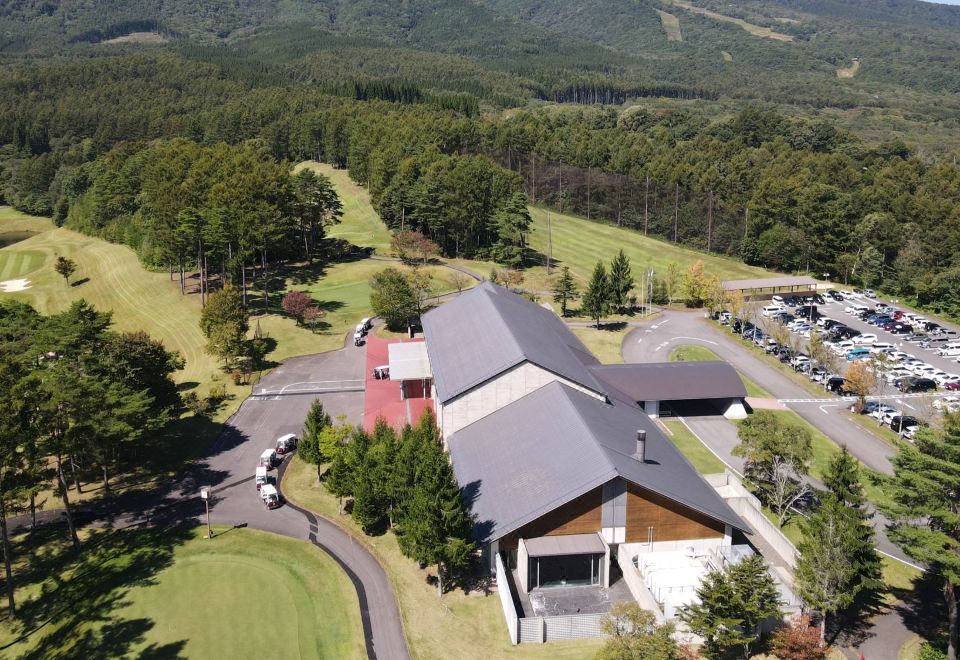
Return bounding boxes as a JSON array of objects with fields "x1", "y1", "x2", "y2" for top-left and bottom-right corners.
[{"x1": 2, "y1": 0, "x2": 960, "y2": 315}]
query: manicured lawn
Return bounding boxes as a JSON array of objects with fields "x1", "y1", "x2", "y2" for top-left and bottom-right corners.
[
  {"x1": 0, "y1": 526, "x2": 364, "y2": 658},
  {"x1": 661, "y1": 420, "x2": 727, "y2": 473},
  {"x1": 295, "y1": 162, "x2": 393, "y2": 253},
  {"x1": 525, "y1": 205, "x2": 779, "y2": 289},
  {"x1": 282, "y1": 457, "x2": 603, "y2": 660},
  {"x1": 668, "y1": 343, "x2": 771, "y2": 397},
  {"x1": 570, "y1": 324, "x2": 628, "y2": 364}
]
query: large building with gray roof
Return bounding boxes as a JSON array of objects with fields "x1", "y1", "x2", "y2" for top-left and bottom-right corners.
[{"x1": 420, "y1": 282, "x2": 753, "y2": 605}]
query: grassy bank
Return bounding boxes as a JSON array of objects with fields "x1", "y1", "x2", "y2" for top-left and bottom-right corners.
[{"x1": 661, "y1": 420, "x2": 727, "y2": 473}]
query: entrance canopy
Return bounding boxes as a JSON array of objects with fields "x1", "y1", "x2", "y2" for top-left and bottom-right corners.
[
  {"x1": 524, "y1": 533, "x2": 606, "y2": 558},
  {"x1": 388, "y1": 342, "x2": 432, "y2": 381}
]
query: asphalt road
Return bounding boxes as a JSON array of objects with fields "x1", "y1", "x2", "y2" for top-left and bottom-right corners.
[
  {"x1": 622, "y1": 309, "x2": 912, "y2": 566},
  {"x1": 202, "y1": 343, "x2": 410, "y2": 660}
]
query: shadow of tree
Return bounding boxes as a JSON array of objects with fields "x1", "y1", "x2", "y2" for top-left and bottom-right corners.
[{"x1": 3, "y1": 524, "x2": 193, "y2": 659}]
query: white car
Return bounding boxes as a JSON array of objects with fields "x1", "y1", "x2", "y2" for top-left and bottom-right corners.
[
  {"x1": 914, "y1": 365, "x2": 939, "y2": 377},
  {"x1": 871, "y1": 404, "x2": 898, "y2": 420},
  {"x1": 841, "y1": 290, "x2": 855, "y2": 299},
  {"x1": 888, "y1": 351, "x2": 910, "y2": 362},
  {"x1": 772, "y1": 295, "x2": 784, "y2": 303},
  {"x1": 832, "y1": 341, "x2": 855, "y2": 355},
  {"x1": 935, "y1": 373, "x2": 959, "y2": 387},
  {"x1": 886, "y1": 368, "x2": 913, "y2": 384},
  {"x1": 934, "y1": 396, "x2": 960, "y2": 412},
  {"x1": 853, "y1": 333, "x2": 878, "y2": 345}
]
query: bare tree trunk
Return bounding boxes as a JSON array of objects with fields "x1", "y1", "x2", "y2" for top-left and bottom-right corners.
[
  {"x1": 586, "y1": 167, "x2": 591, "y2": 220},
  {"x1": 56, "y1": 455, "x2": 81, "y2": 550},
  {"x1": 820, "y1": 612, "x2": 827, "y2": 644},
  {"x1": 29, "y1": 493, "x2": 36, "y2": 530},
  {"x1": 102, "y1": 464, "x2": 111, "y2": 497},
  {"x1": 262, "y1": 249, "x2": 268, "y2": 310},
  {"x1": 674, "y1": 183, "x2": 679, "y2": 242},
  {"x1": 644, "y1": 175, "x2": 649, "y2": 235},
  {"x1": 437, "y1": 562, "x2": 444, "y2": 598},
  {"x1": 0, "y1": 498, "x2": 15, "y2": 617},
  {"x1": 179, "y1": 259, "x2": 185, "y2": 295},
  {"x1": 241, "y1": 261, "x2": 247, "y2": 306},
  {"x1": 70, "y1": 455, "x2": 82, "y2": 494},
  {"x1": 946, "y1": 579, "x2": 958, "y2": 660}
]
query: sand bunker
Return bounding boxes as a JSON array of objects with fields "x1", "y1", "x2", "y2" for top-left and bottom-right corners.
[{"x1": 0, "y1": 278, "x2": 31, "y2": 292}]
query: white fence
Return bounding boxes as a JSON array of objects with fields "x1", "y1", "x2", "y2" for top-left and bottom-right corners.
[
  {"x1": 495, "y1": 553, "x2": 520, "y2": 645},
  {"x1": 518, "y1": 612, "x2": 607, "y2": 643}
]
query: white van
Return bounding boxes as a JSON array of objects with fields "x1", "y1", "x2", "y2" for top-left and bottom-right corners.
[
  {"x1": 762, "y1": 305, "x2": 784, "y2": 317},
  {"x1": 259, "y1": 448, "x2": 277, "y2": 469},
  {"x1": 869, "y1": 342, "x2": 894, "y2": 353}
]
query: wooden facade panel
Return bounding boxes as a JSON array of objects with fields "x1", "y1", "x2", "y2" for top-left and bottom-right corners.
[
  {"x1": 500, "y1": 487, "x2": 603, "y2": 552},
  {"x1": 624, "y1": 483, "x2": 724, "y2": 543}
]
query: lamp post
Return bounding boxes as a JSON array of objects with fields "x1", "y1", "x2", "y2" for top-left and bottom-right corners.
[{"x1": 200, "y1": 487, "x2": 212, "y2": 539}]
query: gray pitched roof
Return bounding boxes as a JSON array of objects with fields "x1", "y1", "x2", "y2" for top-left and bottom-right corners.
[
  {"x1": 449, "y1": 381, "x2": 747, "y2": 544},
  {"x1": 589, "y1": 362, "x2": 748, "y2": 402},
  {"x1": 421, "y1": 281, "x2": 605, "y2": 403}
]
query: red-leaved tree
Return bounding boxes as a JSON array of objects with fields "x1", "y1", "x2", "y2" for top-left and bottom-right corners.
[
  {"x1": 282, "y1": 291, "x2": 313, "y2": 324},
  {"x1": 769, "y1": 615, "x2": 828, "y2": 660}
]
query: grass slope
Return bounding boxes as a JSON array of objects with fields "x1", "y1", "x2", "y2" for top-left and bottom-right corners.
[
  {"x1": 662, "y1": 420, "x2": 726, "y2": 473},
  {"x1": 526, "y1": 206, "x2": 778, "y2": 287},
  {"x1": 295, "y1": 161, "x2": 393, "y2": 254},
  {"x1": 0, "y1": 526, "x2": 364, "y2": 658},
  {"x1": 655, "y1": 9, "x2": 683, "y2": 41}
]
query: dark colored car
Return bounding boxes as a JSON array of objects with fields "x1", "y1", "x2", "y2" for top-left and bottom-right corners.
[
  {"x1": 900, "y1": 377, "x2": 936, "y2": 393},
  {"x1": 890, "y1": 325, "x2": 912, "y2": 335},
  {"x1": 890, "y1": 416, "x2": 921, "y2": 433},
  {"x1": 826, "y1": 376, "x2": 847, "y2": 393},
  {"x1": 828, "y1": 290, "x2": 844, "y2": 301}
]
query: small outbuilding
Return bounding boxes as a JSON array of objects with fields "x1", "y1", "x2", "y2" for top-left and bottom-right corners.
[{"x1": 721, "y1": 275, "x2": 819, "y2": 301}]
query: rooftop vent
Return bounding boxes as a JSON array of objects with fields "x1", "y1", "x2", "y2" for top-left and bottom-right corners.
[{"x1": 636, "y1": 429, "x2": 647, "y2": 463}]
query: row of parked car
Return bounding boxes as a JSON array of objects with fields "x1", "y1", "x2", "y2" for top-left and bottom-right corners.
[
  {"x1": 852, "y1": 401, "x2": 923, "y2": 439},
  {"x1": 254, "y1": 433, "x2": 297, "y2": 509}
]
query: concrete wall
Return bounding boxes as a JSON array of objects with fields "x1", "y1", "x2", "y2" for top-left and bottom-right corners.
[
  {"x1": 439, "y1": 361, "x2": 604, "y2": 437},
  {"x1": 518, "y1": 538, "x2": 530, "y2": 594},
  {"x1": 723, "y1": 399, "x2": 748, "y2": 420}
]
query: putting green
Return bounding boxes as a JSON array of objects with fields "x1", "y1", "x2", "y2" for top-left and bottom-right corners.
[{"x1": 117, "y1": 528, "x2": 364, "y2": 659}]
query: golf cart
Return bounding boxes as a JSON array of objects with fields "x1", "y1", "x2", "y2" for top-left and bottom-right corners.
[
  {"x1": 372, "y1": 365, "x2": 389, "y2": 380},
  {"x1": 260, "y1": 484, "x2": 281, "y2": 509},
  {"x1": 255, "y1": 466, "x2": 268, "y2": 490},
  {"x1": 275, "y1": 433, "x2": 297, "y2": 455},
  {"x1": 259, "y1": 448, "x2": 277, "y2": 469}
]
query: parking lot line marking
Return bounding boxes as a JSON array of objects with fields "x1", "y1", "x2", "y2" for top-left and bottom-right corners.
[
  {"x1": 896, "y1": 399, "x2": 916, "y2": 410},
  {"x1": 672, "y1": 336, "x2": 718, "y2": 345}
]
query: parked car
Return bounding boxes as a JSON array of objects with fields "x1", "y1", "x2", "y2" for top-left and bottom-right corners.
[
  {"x1": 853, "y1": 333, "x2": 878, "y2": 345},
  {"x1": 846, "y1": 348, "x2": 871, "y2": 361},
  {"x1": 901, "y1": 377, "x2": 937, "y2": 393},
  {"x1": 864, "y1": 289, "x2": 877, "y2": 298},
  {"x1": 870, "y1": 404, "x2": 898, "y2": 420},
  {"x1": 826, "y1": 376, "x2": 847, "y2": 393},
  {"x1": 890, "y1": 415, "x2": 920, "y2": 434}
]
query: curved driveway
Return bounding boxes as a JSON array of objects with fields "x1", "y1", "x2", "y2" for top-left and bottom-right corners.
[{"x1": 203, "y1": 347, "x2": 409, "y2": 660}]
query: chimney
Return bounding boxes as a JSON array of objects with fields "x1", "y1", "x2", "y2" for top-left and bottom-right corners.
[{"x1": 635, "y1": 430, "x2": 647, "y2": 463}]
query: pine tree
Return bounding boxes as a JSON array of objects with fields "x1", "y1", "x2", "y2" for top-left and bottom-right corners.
[
  {"x1": 582, "y1": 261, "x2": 612, "y2": 327},
  {"x1": 679, "y1": 554, "x2": 782, "y2": 659},
  {"x1": 881, "y1": 418, "x2": 960, "y2": 660},
  {"x1": 795, "y1": 496, "x2": 867, "y2": 642},
  {"x1": 300, "y1": 399, "x2": 331, "y2": 464},
  {"x1": 608, "y1": 249, "x2": 634, "y2": 311},
  {"x1": 325, "y1": 450, "x2": 352, "y2": 515},
  {"x1": 552, "y1": 266, "x2": 579, "y2": 317},
  {"x1": 396, "y1": 437, "x2": 474, "y2": 597},
  {"x1": 823, "y1": 445, "x2": 865, "y2": 508}
]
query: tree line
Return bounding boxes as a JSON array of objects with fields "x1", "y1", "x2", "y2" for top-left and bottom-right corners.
[{"x1": 0, "y1": 299, "x2": 183, "y2": 617}]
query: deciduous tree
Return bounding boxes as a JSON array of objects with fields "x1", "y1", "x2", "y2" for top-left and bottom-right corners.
[
  {"x1": 734, "y1": 410, "x2": 812, "y2": 525},
  {"x1": 597, "y1": 602, "x2": 679, "y2": 660},
  {"x1": 199, "y1": 284, "x2": 249, "y2": 367},
  {"x1": 54, "y1": 255, "x2": 76, "y2": 284},
  {"x1": 370, "y1": 267, "x2": 418, "y2": 331}
]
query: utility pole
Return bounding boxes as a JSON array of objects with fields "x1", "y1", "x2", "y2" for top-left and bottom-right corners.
[
  {"x1": 201, "y1": 487, "x2": 212, "y2": 539},
  {"x1": 673, "y1": 183, "x2": 679, "y2": 243},
  {"x1": 644, "y1": 175, "x2": 650, "y2": 235},
  {"x1": 558, "y1": 160, "x2": 564, "y2": 213},
  {"x1": 531, "y1": 153, "x2": 536, "y2": 203},
  {"x1": 546, "y1": 211, "x2": 553, "y2": 274},
  {"x1": 707, "y1": 190, "x2": 713, "y2": 253},
  {"x1": 744, "y1": 206, "x2": 749, "y2": 240}
]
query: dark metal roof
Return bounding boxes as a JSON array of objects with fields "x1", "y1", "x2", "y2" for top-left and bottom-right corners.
[
  {"x1": 449, "y1": 381, "x2": 747, "y2": 545},
  {"x1": 524, "y1": 533, "x2": 606, "y2": 557},
  {"x1": 721, "y1": 275, "x2": 818, "y2": 291},
  {"x1": 421, "y1": 282, "x2": 605, "y2": 403},
  {"x1": 589, "y1": 362, "x2": 747, "y2": 402}
]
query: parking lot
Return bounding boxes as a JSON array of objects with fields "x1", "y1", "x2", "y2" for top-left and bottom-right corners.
[{"x1": 732, "y1": 288, "x2": 960, "y2": 438}]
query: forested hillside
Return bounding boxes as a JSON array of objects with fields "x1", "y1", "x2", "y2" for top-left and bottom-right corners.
[{"x1": 3, "y1": 1, "x2": 960, "y2": 318}]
